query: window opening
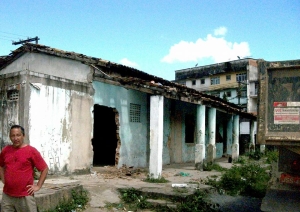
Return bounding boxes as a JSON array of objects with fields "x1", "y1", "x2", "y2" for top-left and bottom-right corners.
[
  {"x1": 211, "y1": 77, "x2": 220, "y2": 85},
  {"x1": 226, "y1": 75, "x2": 231, "y2": 81},
  {"x1": 201, "y1": 79, "x2": 205, "y2": 84},
  {"x1": 185, "y1": 114, "x2": 195, "y2": 143},
  {"x1": 236, "y1": 73, "x2": 247, "y2": 82},
  {"x1": 130, "y1": 103, "x2": 141, "y2": 123},
  {"x1": 7, "y1": 90, "x2": 19, "y2": 101}
]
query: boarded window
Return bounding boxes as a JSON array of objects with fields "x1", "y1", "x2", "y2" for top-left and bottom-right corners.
[
  {"x1": 130, "y1": 103, "x2": 141, "y2": 123},
  {"x1": 185, "y1": 114, "x2": 195, "y2": 143}
]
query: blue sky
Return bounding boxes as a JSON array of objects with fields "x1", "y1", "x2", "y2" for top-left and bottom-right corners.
[{"x1": 1, "y1": 0, "x2": 299, "y2": 80}]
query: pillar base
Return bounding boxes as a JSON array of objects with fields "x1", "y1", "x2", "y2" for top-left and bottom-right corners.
[
  {"x1": 195, "y1": 144, "x2": 205, "y2": 170},
  {"x1": 232, "y1": 143, "x2": 239, "y2": 161},
  {"x1": 260, "y1": 145, "x2": 265, "y2": 153},
  {"x1": 207, "y1": 144, "x2": 216, "y2": 163}
]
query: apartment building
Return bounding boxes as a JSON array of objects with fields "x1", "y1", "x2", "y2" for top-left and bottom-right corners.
[{"x1": 174, "y1": 59, "x2": 258, "y2": 152}]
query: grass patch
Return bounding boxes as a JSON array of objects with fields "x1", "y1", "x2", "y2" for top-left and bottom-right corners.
[
  {"x1": 204, "y1": 162, "x2": 270, "y2": 197},
  {"x1": 203, "y1": 162, "x2": 227, "y2": 172},
  {"x1": 177, "y1": 190, "x2": 219, "y2": 212},
  {"x1": 44, "y1": 189, "x2": 89, "y2": 212},
  {"x1": 144, "y1": 175, "x2": 169, "y2": 183}
]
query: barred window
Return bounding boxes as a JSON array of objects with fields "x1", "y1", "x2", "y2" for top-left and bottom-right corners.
[
  {"x1": 7, "y1": 90, "x2": 19, "y2": 101},
  {"x1": 130, "y1": 103, "x2": 141, "y2": 123}
]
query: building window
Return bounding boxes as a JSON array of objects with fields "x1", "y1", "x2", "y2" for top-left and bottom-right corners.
[
  {"x1": 185, "y1": 114, "x2": 195, "y2": 143},
  {"x1": 225, "y1": 91, "x2": 231, "y2": 97},
  {"x1": 200, "y1": 79, "x2": 205, "y2": 84},
  {"x1": 255, "y1": 83, "x2": 258, "y2": 95},
  {"x1": 226, "y1": 75, "x2": 231, "y2": 81},
  {"x1": 130, "y1": 103, "x2": 141, "y2": 123},
  {"x1": 211, "y1": 77, "x2": 220, "y2": 85},
  {"x1": 192, "y1": 80, "x2": 196, "y2": 85},
  {"x1": 7, "y1": 90, "x2": 19, "y2": 101},
  {"x1": 241, "y1": 90, "x2": 247, "y2": 97},
  {"x1": 236, "y1": 73, "x2": 247, "y2": 82}
]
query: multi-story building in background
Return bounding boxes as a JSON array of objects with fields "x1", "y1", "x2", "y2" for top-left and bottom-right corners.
[{"x1": 174, "y1": 58, "x2": 258, "y2": 152}]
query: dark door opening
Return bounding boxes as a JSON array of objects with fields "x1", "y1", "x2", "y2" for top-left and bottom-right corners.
[{"x1": 92, "y1": 104, "x2": 118, "y2": 166}]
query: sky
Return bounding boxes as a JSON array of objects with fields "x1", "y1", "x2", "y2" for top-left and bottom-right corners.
[{"x1": 0, "y1": 0, "x2": 299, "y2": 80}]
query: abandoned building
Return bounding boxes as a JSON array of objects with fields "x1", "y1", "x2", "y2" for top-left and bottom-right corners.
[
  {"x1": 0, "y1": 43, "x2": 256, "y2": 177},
  {"x1": 174, "y1": 59, "x2": 259, "y2": 154}
]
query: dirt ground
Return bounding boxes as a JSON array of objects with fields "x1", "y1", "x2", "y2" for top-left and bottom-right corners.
[{"x1": 63, "y1": 158, "x2": 261, "y2": 212}]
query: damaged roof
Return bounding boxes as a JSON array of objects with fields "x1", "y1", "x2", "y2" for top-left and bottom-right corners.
[{"x1": 0, "y1": 43, "x2": 256, "y2": 119}]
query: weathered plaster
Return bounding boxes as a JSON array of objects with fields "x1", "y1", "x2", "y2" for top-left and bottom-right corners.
[{"x1": 93, "y1": 81, "x2": 148, "y2": 168}]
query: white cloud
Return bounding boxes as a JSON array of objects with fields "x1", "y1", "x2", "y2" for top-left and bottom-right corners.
[
  {"x1": 119, "y1": 58, "x2": 139, "y2": 68},
  {"x1": 161, "y1": 27, "x2": 251, "y2": 64},
  {"x1": 214, "y1": 26, "x2": 227, "y2": 36}
]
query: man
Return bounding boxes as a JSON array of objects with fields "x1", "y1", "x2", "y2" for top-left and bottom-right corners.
[{"x1": 0, "y1": 125, "x2": 48, "y2": 212}]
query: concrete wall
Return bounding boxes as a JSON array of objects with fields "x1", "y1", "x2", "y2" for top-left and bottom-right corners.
[
  {"x1": 28, "y1": 81, "x2": 93, "y2": 174},
  {"x1": 93, "y1": 81, "x2": 148, "y2": 168},
  {"x1": 1, "y1": 52, "x2": 90, "y2": 83},
  {"x1": 1, "y1": 53, "x2": 94, "y2": 174}
]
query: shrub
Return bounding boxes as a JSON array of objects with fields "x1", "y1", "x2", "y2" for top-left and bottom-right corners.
[
  {"x1": 265, "y1": 149, "x2": 279, "y2": 164},
  {"x1": 220, "y1": 163, "x2": 270, "y2": 197},
  {"x1": 44, "y1": 189, "x2": 89, "y2": 212},
  {"x1": 177, "y1": 190, "x2": 219, "y2": 212}
]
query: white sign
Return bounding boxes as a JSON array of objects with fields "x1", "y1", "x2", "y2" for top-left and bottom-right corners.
[{"x1": 274, "y1": 108, "x2": 300, "y2": 124}]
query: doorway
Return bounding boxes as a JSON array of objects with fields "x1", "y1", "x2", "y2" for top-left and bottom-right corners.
[{"x1": 92, "y1": 104, "x2": 119, "y2": 166}]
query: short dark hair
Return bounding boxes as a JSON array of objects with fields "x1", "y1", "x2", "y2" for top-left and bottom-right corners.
[{"x1": 10, "y1": 125, "x2": 25, "y2": 136}]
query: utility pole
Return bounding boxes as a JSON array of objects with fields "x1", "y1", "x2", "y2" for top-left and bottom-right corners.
[{"x1": 12, "y1": 36, "x2": 40, "y2": 45}]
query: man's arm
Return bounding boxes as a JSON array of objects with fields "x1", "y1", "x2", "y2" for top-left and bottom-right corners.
[
  {"x1": 27, "y1": 167, "x2": 48, "y2": 195},
  {"x1": 0, "y1": 166, "x2": 5, "y2": 184}
]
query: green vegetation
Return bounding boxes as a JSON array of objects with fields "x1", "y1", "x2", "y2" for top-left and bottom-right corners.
[
  {"x1": 177, "y1": 190, "x2": 219, "y2": 212},
  {"x1": 144, "y1": 174, "x2": 169, "y2": 183},
  {"x1": 203, "y1": 162, "x2": 227, "y2": 172},
  {"x1": 204, "y1": 162, "x2": 270, "y2": 197},
  {"x1": 265, "y1": 149, "x2": 279, "y2": 164},
  {"x1": 44, "y1": 189, "x2": 89, "y2": 212},
  {"x1": 117, "y1": 188, "x2": 218, "y2": 212}
]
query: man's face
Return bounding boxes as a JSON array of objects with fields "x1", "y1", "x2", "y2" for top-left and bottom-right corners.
[{"x1": 10, "y1": 128, "x2": 25, "y2": 148}]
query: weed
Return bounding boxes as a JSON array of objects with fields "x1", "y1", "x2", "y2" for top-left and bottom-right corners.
[
  {"x1": 203, "y1": 162, "x2": 227, "y2": 172},
  {"x1": 44, "y1": 189, "x2": 89, "y2": 212},
  {"x1": 235, "y1": 156, "x2": 247, "y2": 164},
  {"x1": 144, "y1": 174, "x2": 169, "y2": 183},
  {"x1": 177, "y1": 190, "x2": 219, "y2": 212},
  {"x1": 265, "y1": 149, "x2": 279, "y2": 164},
  {"x1": 206, "y1": 162, "x2": 270, "y2": 197},
  {"x1": 247, "y1": 151, "x2": 263, "y2": 160},
  {"x1": 118, "y1": 188, "x2": 152, "y2": 211}
]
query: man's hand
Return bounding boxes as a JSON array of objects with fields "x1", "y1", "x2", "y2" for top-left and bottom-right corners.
[{"x1": 26, "y1": 184, "x2": 41, "y2": 195}]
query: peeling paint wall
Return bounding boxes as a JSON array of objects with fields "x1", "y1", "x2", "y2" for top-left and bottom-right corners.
[
  {"x1": 1, "y1": 53, "x2": 94, "y2": 174},
  {"x1": 93, "y1": 81, "x2": 148, "y2": 168},
  {"x1": 29, "y1": 82, "x2": 93, "y2": 174}
]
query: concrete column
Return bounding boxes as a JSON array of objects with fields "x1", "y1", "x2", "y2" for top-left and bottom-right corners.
[
  {"x1": 226, "y1": 116, "x2": 233, "y2": 156},
  {"x1": 250, "y1": 120, "x2": 256, "y2": 152},
  {"x1": 149, "y1": 95, "x2": 164, "y2": 179},
  {"x1": 195, "y1": 105, "x2": 206, "y2": 170},
  {"x1": 232, "y1": 115, "x2": 240, "y2": 160},
  {"x1": 207, "y1": 107, "x2": 216, "y2": 163}
]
